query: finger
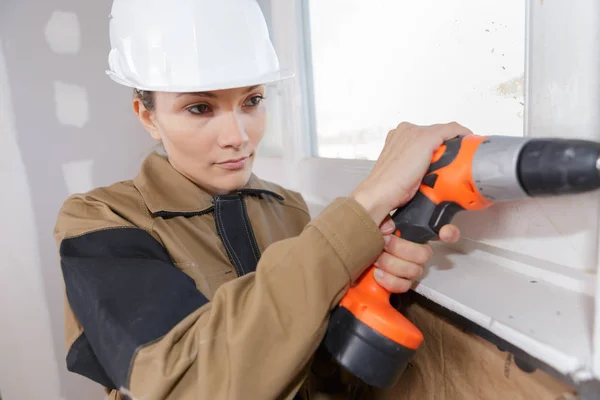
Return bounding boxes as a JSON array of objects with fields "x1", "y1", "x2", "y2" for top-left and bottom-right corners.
[
  {"x1": 433, "y1": 121, "x2": 473, "y2": 141},
  {"x1": 385, "y1": 234, "x2": 433, "y2": 265},
  {"x1": 374, "y1": 251, "x2": 424, "y2": 280},
  {"x1": 373, "y1": 268, "x2": 413, "y2": 294},
  {"x1": 438, "y1": 224, "x2": 461, "y2": 243},
  {"x1": 379, "y1": 216, "x2": 395, "y2": 235}
]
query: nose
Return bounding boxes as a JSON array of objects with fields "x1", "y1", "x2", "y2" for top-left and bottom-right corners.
[{"x1": 217, "y1": 112, "x2": 249, "y2": 149}]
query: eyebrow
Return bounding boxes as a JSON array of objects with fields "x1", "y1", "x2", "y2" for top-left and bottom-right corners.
[{"x1": 177, "y1": 85, "x2": 262, "y2": 99}]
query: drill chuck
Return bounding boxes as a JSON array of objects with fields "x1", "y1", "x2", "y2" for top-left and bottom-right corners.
[
  {"x1": 517, "y1": 138, "x2": 600, "y2": 197},
  {"x1": 471, "y1": 137, "x2": 600, "y2": 201}
]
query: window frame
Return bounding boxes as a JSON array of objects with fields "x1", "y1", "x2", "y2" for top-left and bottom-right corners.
[{"x1": 254, "y1": 0, "x2": 600, "y2": 384}]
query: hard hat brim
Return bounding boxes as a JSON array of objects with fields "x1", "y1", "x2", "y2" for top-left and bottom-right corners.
[{"x1": 106, "y1": 68, "x2": 295, "y2": 93}]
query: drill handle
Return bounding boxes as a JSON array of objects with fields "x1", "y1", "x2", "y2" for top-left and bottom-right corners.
[
  {"x1": 391, "y1": 191, "x2": 464, "y2": 244},
  {"x1": 337, "y1": 190, "x2": 464, "y2": 340},
  {"x1": 353, "y1": 175, "x2": 467, "y2": 303},
  {"x1": 390, "y1": 191, "x2": 439, "y2": 244},
  {"x1": 322, "y1": 138, "x2": 471, "y2": 388}
]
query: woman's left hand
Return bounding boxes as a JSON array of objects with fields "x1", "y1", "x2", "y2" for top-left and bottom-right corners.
[{"x1": 373, "y1": 217, "x2": 461, "y2": 293}]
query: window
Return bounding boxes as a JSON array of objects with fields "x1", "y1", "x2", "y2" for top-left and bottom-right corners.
[
  {"x1": 256, "y1": 0, "x2": 600, "y2": 384},
  {"x1": 306, "y1": 0, "x2": 526, "y2": 160}
]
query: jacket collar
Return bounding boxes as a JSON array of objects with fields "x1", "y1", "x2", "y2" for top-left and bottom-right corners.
[{"x1": 134, "y1": 152, "x2": 285, "y2": 217}]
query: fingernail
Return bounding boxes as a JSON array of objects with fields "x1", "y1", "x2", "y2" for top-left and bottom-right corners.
[
  {"x1": 384, "y1": 235, "x2": 392, "y2": 245},
  {"x1": 381, "y1": 219, "x2": 395, "y2": 233},
  {"x1": 374, "y1": 268, "x2": 385, "y2": 280}
]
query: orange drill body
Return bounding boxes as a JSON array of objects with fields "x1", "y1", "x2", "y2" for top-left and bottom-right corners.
[
  {"x1": 422, "y1": 135, "x2": 492, "y2": 210},
  {"x1": 338, "y1": 135, "x2": 494, "y2": 353}
]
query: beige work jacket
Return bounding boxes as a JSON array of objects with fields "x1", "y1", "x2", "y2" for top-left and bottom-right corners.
[{"x1": 53, "y1": 152, "x2": 384, "y2": 400}]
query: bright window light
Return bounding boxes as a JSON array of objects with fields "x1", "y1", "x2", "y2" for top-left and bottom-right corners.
[{"x1": 307, "y1": 0, "x2": 526, "y2": 160}]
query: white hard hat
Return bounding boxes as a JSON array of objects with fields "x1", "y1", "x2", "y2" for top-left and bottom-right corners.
[{"x1": 106, "y1": 0, "x2": 293, "y2": 92}]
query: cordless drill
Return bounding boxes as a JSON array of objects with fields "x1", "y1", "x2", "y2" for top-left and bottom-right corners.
[{"x1": 323, "y1": 134, "x2": 600, "y2": 388}]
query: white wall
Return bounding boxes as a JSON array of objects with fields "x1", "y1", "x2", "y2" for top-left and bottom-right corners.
[{"x1": 0, "y1": 2, "x2": 154, "y2": 399}]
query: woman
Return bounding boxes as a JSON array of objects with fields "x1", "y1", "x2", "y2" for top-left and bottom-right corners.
[{"x1": 53, "y1": 0, "x2": 467, "y2": 399}]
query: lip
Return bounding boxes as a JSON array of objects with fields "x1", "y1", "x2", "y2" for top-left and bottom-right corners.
[{"x1": 216, "y1": 156, "x2": 249, "y2": 171}]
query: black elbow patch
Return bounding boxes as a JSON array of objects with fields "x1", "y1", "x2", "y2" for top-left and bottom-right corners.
[{"x1": 60, "y1": 227, "x2": 209, "y2": 389}]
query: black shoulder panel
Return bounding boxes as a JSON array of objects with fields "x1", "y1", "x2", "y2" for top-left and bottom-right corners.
[{"x1": 60, "y1": 227, "x2": 209, "y2": 389}]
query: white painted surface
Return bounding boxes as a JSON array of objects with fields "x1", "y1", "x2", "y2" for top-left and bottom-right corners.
[
  {"x1": 419, "y1": 241, "x2": 595, "y2": 382},
  {"x1": 53, "y1": 81, "x2": 89, "y2": 128},
  {"x1": 453, "y1": 193, "x2": 599, "y2": 272},
  {"x1": 62, "y1": 159, "x2": 95, "y2": 196},
  {"x1": 1, "y1": 2, "x2": 154, "y2": 399},
  {"x1": 0, "y1": 39, "x2": 64, "y2": 400},
  {"x1": 44, "y1": 11, "x2": 81, "y2": 55}
]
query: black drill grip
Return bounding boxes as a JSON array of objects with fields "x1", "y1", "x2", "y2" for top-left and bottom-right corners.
[{"x1": 391, "y1": 191, "x2": 464, "y2": 243}]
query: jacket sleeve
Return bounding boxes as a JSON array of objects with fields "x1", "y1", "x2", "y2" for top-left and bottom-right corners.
[{"x1": 55, "y1": 196, "x2": 384, "y2": 400}]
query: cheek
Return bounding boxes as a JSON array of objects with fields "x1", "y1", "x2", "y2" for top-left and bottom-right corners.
[
  {"x1": 157, "y1": 114, "x2": 213, "y2": 151},
  {"x1": 245, "y1": 109, "x2": 267, "y2": 144}
]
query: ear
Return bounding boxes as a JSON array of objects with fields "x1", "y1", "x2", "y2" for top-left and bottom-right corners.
[{"x1": 133, "y1": 98, "x2": 161, "y2": 141}]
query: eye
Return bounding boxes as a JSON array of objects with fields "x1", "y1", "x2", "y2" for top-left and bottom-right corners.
[
  {"x1": 243, "y1": 94, "x2": 265, "y2": 107},
  {"x1": 187, "y1": 103, "x2": 212, "y2": 115}
]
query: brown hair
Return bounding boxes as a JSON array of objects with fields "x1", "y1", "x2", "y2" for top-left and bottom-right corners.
[
  {"x1": 133, "y1": 89, "x2": 166, "y2": 154},
  {"x1": 133, "y1": 89, "x2": 155, "y2": 111}
]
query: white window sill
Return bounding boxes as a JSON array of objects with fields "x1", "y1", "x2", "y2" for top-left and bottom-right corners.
[{"x1": 419, "y1": 239, "x2": 595, "y2": 382}]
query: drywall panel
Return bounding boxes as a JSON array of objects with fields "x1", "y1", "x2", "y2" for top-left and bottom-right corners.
[
  {"x1": 0, "y1": 37, "x2": 64, "y2": 400},
  {"x1": 0, "y1": 1, "x2": 154, "y2": 399}
]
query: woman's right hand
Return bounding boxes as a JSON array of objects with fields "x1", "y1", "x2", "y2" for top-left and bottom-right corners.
[{"x1": 351, "y1": 121, "x2": 473, "y2": 226}]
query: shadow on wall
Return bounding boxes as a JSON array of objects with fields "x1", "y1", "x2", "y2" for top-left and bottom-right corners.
[{"x1": 1, "y1": 1, "x2": 154, "y2": 399}]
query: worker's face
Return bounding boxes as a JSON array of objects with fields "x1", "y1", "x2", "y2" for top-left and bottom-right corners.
[{"x1": 134, "y1": 85, "x2": 267, "y2": 195}]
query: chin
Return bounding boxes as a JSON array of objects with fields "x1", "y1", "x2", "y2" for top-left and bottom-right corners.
[{"x1": 217, "y1": 169, "x2": 253, "y2": 194}]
